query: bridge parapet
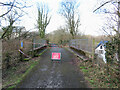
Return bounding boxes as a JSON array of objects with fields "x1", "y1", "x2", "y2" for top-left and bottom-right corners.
[{"x1": 69, "y1": 39, "x2": 96, "y2": 59}]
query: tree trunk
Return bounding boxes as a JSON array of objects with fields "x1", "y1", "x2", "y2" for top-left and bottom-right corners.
[
  {"x1": 118, "y1": 1, "x2": 120, "y2": 61},
  {"x1": 118, "y1": 1, "x2": 120, "y2": 88}
]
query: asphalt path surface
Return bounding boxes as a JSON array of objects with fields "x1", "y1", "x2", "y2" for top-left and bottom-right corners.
[{"x1": 18, "y1": 46, "x2": 89, "y2": 88}]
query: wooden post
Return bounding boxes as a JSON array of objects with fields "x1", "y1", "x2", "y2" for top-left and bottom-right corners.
[
  {"x1": 0, "y1": 40, "x2": 2, "y2": 68},
  {"x1": 118, "y1": 1, "x2": 120, "y2": 88},
  {"x1": 92, "y1": 38, "x2": 95, "y2": 64},
  {"x1": 118, "y1": 1, "x2": 120, "y2": 61},
  {"x1": 20, "y1": 49, "x2": 23, "y2": 61},
  {"x1": 32, "y1": 32, "x2": 36, "y2": 57},
  {"x1": 32, "y1": 38, "x2": 34, "y2": 57}
]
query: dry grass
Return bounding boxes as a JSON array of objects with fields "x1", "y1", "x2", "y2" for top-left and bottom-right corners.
[
  {"x1": 66, "y1": 47, "x2": 119, "y2": 88},
  {"x1": 2, "y1": 56, "x2": 41, "y2": 88},
  {"x1": 76, "y1": 58, "x2": 119, "y2": 88},
  {"x1": 2, "y1": 38, "x2": 33, "y2": 69}
]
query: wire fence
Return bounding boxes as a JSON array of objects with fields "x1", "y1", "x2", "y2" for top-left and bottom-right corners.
[
  {"x1": 33, "y1": 38, "x2": 47, "y2": 50},
  {"x1": 69, "y1": 39, "x2": 96, "y2": 53}
]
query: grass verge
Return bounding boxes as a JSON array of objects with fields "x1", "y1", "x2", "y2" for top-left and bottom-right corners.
[
  {"x1": 2, "y1": 48, "x2": 48, "y2": 89},
  {"x1": 78, "y1": 60, "x2": 119, "y2": 88},
  {"x1": 65, "y1": 47, "x2": 119, "y2": 88}
]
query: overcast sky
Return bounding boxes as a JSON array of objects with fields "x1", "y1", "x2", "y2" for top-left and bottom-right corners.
[{"x1": 0, "y1": 0, "x2": 115, "y2": 36}]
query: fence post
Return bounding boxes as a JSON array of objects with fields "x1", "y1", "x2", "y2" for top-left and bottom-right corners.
[
  {"x1": 32, "y1": 38, "x2": 34, "y2": 57},
  {"x1": 0, "y1": 39, "x2": 1, "y2": 90},
  {"x1": 0, "y1": 40, "x2": 2, "y2": 69},
  {"x1": 92, "y1": 38, "x2": 95, "y2": 64}
]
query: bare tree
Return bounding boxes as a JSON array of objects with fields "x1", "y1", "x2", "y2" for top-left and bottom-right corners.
[
  {"x1": 37, "y1": 4, "x2": 51, "y2": 38},
  {"x1": 59, "y1": 0, "x2": 80, "y2": 39},
  {"x1": 1, "y1": 11, "x2": 23, "y2": 40},
  {"x1": 0, "y1": 0, "x2": 31, "y2": 40},
  {"x1": 46, "y1": 27, "x2": 71, "y2": 44},
  {"x1": 118, "y1": 1, "x2": 120, "y2": 61},
  {"x1": 0, "y1": 0, "x2": 30, "y2": 17},
  {"x1": 94, "y1": 0, "x2": 120, "y2": 61}
]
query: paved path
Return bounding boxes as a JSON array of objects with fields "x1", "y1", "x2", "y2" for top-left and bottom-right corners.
[{"x1": 18, "y1": 47, "x2": 89, "y2": 88}]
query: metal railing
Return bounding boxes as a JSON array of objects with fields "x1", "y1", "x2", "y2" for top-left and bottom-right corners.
[
  {"x1": 33, "y1": 39, "x2": 47, "y2": 50},
  {"x1": 69, "y1": 39, "x2": 93, "y2": 53}
]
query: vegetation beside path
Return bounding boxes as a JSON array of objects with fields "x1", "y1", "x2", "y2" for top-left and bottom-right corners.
[
  {"x1": 78, "y1": 60, "x2": 119, "y2": 88},
  {"x1": 2, "y1": 48, "x2": 48, "y2": 89},
  {"x1": 66, "y1": 47, "x2": 119, "y2": 88}
]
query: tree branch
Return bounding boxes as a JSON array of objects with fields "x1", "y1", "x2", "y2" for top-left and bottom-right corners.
[
  {"x1": 0, "y1": 0, "x2": 15, "y2": 17},
  {"x1": 93, "y1": 0, "x2": 112, "y2": 13}
]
